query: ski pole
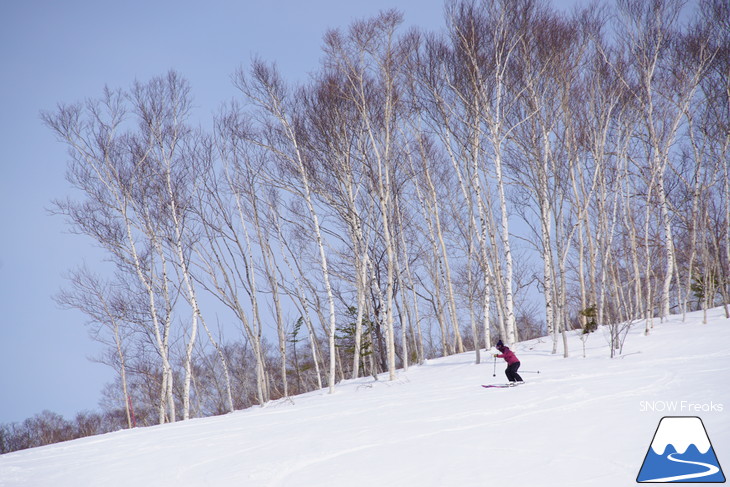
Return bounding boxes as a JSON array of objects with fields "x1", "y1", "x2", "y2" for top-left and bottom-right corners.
[
  {"x1": 519, "y1": 370, "x2": 541, "y2": 374},
  {"x1": 492, "y1": 356, "x2": 497, "y2": 377}
]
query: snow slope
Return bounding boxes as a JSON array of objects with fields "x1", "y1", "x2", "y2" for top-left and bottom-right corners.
[{"x1": 1, "y1": 308, "x2": 728, "y2": 487}]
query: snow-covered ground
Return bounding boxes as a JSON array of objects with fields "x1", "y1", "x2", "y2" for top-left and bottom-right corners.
[{"x1": 1, "y1": 308, "x2": 728, "y2": 486}]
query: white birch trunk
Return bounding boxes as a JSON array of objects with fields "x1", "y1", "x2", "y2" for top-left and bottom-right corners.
[
  {"x1": 225, "y1": 163, "x2": 270, "y2": 405},
  {"x1": 492, "y1": 146, "x2": 516, "y2": 346},
  {"x1": 422, "y1": 160, "x2": 464, "y2": 353},
  {"x1": 273, "y1": 212, "x2": 324, "y2": 390}
]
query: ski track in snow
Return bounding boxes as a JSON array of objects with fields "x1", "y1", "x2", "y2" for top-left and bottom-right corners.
[{"x1": 1, "y1": 308, "x2": 728, "y2": 487}]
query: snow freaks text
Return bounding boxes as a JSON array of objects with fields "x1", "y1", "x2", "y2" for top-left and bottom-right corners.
[{"x1": 639, "y1": 401, "x2": 724, "y2": 413}]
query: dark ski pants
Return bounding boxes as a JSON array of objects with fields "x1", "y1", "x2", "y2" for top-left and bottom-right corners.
[{"x1": 506, "y1": 362, "x2": 523, "y2": 382}]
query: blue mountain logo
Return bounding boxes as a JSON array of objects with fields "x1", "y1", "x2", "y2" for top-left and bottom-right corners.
[{"x1": 637, "y1": 416, "x2": 725, "y2": 483}]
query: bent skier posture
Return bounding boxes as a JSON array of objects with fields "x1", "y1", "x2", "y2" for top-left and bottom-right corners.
[{"x1": 494, "y1": 340, "x2": 523, "y2": 383}]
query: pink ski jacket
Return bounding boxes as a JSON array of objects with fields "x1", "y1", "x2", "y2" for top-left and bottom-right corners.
[{"x1": 497, "y1": 347, "x2": 519, "y2": 365}]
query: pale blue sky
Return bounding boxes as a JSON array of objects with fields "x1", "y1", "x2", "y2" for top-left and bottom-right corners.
[{"x1": 0, "y1": 0, "x2": 581, "y2": 424}]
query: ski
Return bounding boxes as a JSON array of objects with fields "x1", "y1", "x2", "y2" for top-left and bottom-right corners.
[{"x1": 481, "y1": 383, "x2": 525, "y2": 388}]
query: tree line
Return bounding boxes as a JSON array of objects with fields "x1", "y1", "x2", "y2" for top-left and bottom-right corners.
[
  {"x1": 0, "y1": 410, "x2": 129, "y2": 454},
  {"x1": 21, "y1": 0, "x2": 728, "y2": 443}
]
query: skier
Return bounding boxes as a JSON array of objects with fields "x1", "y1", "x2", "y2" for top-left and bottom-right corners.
[{"x1": 494, "y1": 339, "x2": 523, "y2": 383}]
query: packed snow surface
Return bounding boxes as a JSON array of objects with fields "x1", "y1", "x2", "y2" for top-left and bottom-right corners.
[{"x1": 1, "y1": 308, "x2": 728, "y2": 486}]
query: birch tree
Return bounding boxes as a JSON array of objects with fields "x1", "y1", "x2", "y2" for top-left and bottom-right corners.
[
  {"x1": 44, "y1": 84, "x2": 178, "y2": 423},
  {"x1": 614, "y1": 0, "x2": 716, "y2": 323},
  {"x1": 443, "y1": 0, "x2": 546, "y2": 346},
  {"x1": 508, "y1": 5, "x2": 581, "y2": 354},
  {"x1": 234, "y1": 60, "x2": 340, "y2": 392},
  {"x1": 55, "y1": 268, "x2": 135, "y2": 428},
  {"x1": 129, "y1": 72, "x2": 232, "y2": 419},
  {"x1": 322, "y1": 10, "x2": 409, "y2": 379},
  {"x1": 300, "y1": 69, "x2": 377, "y2": 377},
  {"x1": 202, "y1": 110, "x2": 271, "y2": 405}
]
